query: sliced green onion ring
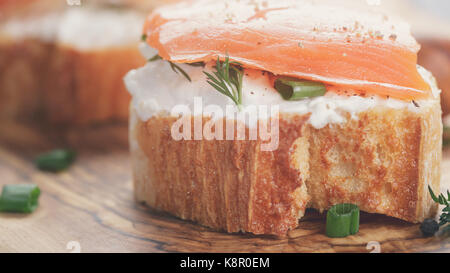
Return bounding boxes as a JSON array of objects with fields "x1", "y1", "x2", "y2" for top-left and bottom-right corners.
[
  {"x1": 34, "y1": 149, "x2": 76, "y2": 172},
  {"x1": 326, "y1": 203, "x2": 360, "y2": 238},
  {"x1": 274, "y1": 77, "x2": 326, "y2": 100},
  {"x1": 0, "y1": 184, "x2": 41, "y2": 213}
]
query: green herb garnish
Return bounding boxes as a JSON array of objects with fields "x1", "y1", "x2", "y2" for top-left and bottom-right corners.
[
  {"x1": 204, "y1": 56, "x2": 243, "y2": 108},
  {"x1": 187, "y1": 62, "x2": 205, "y2": 67},
  {"x1": 274, "y1": 77, "x2": 326, "y2": 100},
  {"x1": 326, "y1": 203, "x2": 360, "y2": 238},
  {"x1": 34, "y1": 149, "x2": 76, "y2": 172},
  {"x1": 169, "y1": 62, "x2": 192, "y2": 82},
  {"x1": 141, "y1": 34, "x2": 147, "y2": 42},
  {"x1": 443, "y1": 126, "x2": 450, "y2": 147},
  {"x1": 0, "y1": 184, "x2": 40, "y2": 213},
  {"x1": 148, "y1": 54, "x2": 191, "y2": 82},
  {"x1": 148, "y1": 54, "x2": 162, "y2": 62},
  {"x1": 444, "y1": 126, "x2": 450, "y2": 135},
  {"x1": 428, "y1": 186, "x2": 450, "y2": 234}
]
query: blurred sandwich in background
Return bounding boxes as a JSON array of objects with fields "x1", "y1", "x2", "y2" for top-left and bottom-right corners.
[
  {"x1": 0, "y1": 0, "x2": 177, "y2": 126},
  {"x1": 391, "y1": 0, "x2": 450, "y2": 116},
  {"x1": 418, "y1": 40, "x2": 450, "y2": 116}
]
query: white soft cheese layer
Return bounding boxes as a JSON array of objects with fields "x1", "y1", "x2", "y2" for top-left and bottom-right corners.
[
  {"x1": 1, "y1": 7, "x2": 144, "y2": 50},
  {"x1": 124, "y1": 47, "x2": 440, "y2": 129},
  {"x1": 57, "y1": 8, "x2": 144, "y2": 50},
  {"x1": 1, "y1": 13, "x2": 62, "y2": 42}
]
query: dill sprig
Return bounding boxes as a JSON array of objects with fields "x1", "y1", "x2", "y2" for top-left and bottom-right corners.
[
  {"x1": 428, "y1": 186, "x2": 450, "y2": 233},
  {"x1": 148, "y1": 54, "x2": 191, "y2": 82},
  {"x1": 148, "y1": 54, "x2": 162, "y2": 62},
  {"x1": 203, "y1": 56, "x2": 243, "y2": 108},
  {"x1": 169, "y1": 62, "x2": 192, "y2": 82}
]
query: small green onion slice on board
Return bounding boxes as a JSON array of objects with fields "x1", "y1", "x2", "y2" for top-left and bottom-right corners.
[
  {"x1": 34, "y1": 149, "x2": 76, "y2": 172},
  {"x1": 0, "y1": 184, "x2": 41, "y2": 213},
  {"x1": 274, "y1": 77, "x2": 326, "y2": 101},
  {"x1": 326, "y1": 203, "x2": 360, "y2": 238}
]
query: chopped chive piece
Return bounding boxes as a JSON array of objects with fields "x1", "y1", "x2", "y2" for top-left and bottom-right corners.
[
  {"x1": 274, "y1": 77, "x2": 326, "y2": 100},
  {"x1": 0, "y1": 184, "x2": 40, "y2": 213},
  {"x1": 34, "y1": 149, "x2": 76, "y2": 172},
  {"x1": 326, "y1": 203, "x2": 360, "y2": 238},
  {"x1": 141, "y1": 34, "x2": 147, "y2": 42}
]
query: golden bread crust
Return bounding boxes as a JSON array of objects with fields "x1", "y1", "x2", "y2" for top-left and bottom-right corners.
[
  {"x1": 306, "y1": 102, "x2": 441, "y2": 222},
  {"x1": 132, "y1": 115, "x2": 310, "y2": 235},
  {"x1": 0, "y1": 37, "x2": 145, "y2": 125},
  {"x1": 0, "y1": 38, "x2": 51, "y2": 120},
  {"x1": 44, "y1": 45, "x2": 145, "y2": 125},
  {"x1": 131, "y1": 98, "x2": 442, "y2": 235}
]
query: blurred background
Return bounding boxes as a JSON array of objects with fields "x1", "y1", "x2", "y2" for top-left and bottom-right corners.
[{"x1": 0, "y1": 0, "x2": 449, "y2": 125}]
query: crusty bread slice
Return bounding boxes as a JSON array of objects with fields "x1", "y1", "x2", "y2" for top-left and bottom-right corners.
[
  {"x1": 0, "y1": 38, "x2": 144, "y2": 125},
  {"x1": 43, "y1": 45, "x2": 145, "y2": 125},
  {"x1": 0, "y1": 38, "x2": 52, "y2": 121},
  {"x1": 0, "y1": 6, "x2": 145, "y2": 126},
  {"x1": 130, "y1": 97, "x2": 442, "y2": 236},
  {"x1": 306, "y1": 99, "x2": 442, "y2": 223}
]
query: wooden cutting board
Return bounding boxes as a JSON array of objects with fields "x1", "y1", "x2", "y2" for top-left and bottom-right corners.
[{"x1": 0, "y1": 120, "x2": 448, "y2": 253}]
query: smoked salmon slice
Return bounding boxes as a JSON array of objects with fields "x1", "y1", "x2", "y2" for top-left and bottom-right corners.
[{"x1": 143, "y1": 0, "x2": 431, "y2": 100}]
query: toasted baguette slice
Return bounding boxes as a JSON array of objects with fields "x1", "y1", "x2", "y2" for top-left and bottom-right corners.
[
  {"x1": 0, "y1": 38, "x2": 52, "y2": 121},
  {"x1": 130, "y1": 96, "x2": 442, "y2": 236},
  {"x1": 0, "y1": 6, "x2": 145, "y2": 125},
  {"x1": 44, "y1": 45, "x2": 144, "y2": 125},
  {"x1": 0, "y1": 2, "x2": 62, "y2": 121}
]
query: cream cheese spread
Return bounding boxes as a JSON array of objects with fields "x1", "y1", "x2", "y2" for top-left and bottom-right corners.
[{"x1": 125, "y1": 45, "x2": 440, "y2": 129}]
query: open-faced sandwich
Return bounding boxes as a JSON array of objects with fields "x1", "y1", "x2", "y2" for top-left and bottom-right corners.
[
  {"x1": 0, "y1": 0, "x2": 148, "y2": 125},
  {"x1": 125, "y1": 0, "x2": 442, "y2": 236}
]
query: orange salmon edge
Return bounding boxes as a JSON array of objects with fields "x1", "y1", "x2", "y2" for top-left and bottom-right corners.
[{"x1": 144, "y1": 19, "x2": 431, "y2": 101}]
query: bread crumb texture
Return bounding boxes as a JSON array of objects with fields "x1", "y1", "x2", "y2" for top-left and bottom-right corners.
[{"x1": 131, "y1": 98, "x2": 442, "y2": 235}]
